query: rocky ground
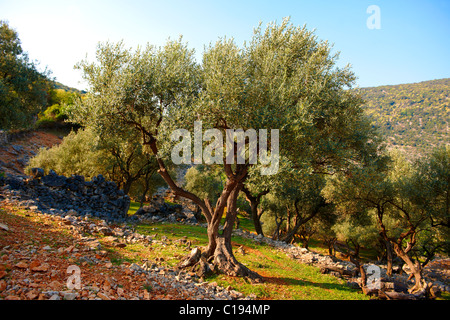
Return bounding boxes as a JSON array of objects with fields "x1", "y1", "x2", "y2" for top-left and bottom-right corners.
[
  {"x1": 0, "y1": 200, "x2": 249, "y2": 300},
  {"x1": 0, "y1": 130, "x2": 247, "y2": 300},
  {"x1": 233, "y1": 228, "x2": 450, "y2": 297}
]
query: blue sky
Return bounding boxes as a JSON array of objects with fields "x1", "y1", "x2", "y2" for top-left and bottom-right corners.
[{"x1": 1, "y1": 0, "x2": 449, "y2": 90}]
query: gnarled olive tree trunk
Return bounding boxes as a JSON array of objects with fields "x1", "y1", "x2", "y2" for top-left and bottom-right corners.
[
  {"x1": 213, "y1": 181, "x2": 262, "y2": 280},
  {"x1": 282, "y1": 198, "x2": 326, "y2": 244},
  {"x1": 392, "y1": 243, "x2": 427, "y2": 294},
  {"x1": 148, "y1": 140, "x2": 262, "y2": 281},
  {"x1": 375, "y1": 212, "x2": 429, "y2": 296}
]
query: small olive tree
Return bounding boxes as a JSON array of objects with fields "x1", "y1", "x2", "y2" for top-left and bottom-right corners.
[
  {"x1": 324, "y1": 149, "x2": 448, "y2": 295},
  {"x1": 27, "y1": 127, "x2": 159, "y2": 198}
]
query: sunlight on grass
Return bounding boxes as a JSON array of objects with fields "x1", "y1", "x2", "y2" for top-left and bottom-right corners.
[
  {"x1": 122, "y1": 203, "x2": 369, "y2": 300},
  {"x1": 133, "y1": 220, "x2": 368, "y2": 300}
]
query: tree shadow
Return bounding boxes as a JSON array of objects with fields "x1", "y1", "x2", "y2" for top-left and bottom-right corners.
[{"x1": 262, "y1": 274, "x2": 362, "y2": 298}]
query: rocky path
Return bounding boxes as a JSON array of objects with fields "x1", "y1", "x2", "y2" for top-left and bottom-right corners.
[
  {"x1": 0, "y1": 130, "x2": 249, "y2": 301},
  {"x1": 0, "y1": 201, "x2": 247, "y2": 300}
]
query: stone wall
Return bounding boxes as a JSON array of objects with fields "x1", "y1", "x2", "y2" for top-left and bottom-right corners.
[{"x1": 0, "y1": 168, "x2": 130, "y2": 222}]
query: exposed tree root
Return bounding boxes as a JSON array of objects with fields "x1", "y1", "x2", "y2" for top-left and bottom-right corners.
[{"x1": 176, "y1": 242, "x2": 263, "y2": 283}]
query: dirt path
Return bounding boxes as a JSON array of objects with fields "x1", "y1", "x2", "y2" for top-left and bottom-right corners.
[
  {"x1": 0, "y1": 203, "x2": 240, "y2": 300},
  {"x1": 0, "y1": 204, "x2": 170, "y2": 300}
]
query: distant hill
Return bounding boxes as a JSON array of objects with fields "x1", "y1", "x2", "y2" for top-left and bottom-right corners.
[
  {"x1": 359, "y1": 78, "x2": 449, "y2": 157},
  {"x1": 52, "y1": 81, "x2": 87, "y2": 95}
]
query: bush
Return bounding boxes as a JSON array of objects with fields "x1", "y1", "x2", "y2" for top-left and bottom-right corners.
[
  {"x1": 45, "y1": 104, "x2": 68, "y2": 121},
  {"x1": 35, "y1": 103, "x2": 70, "y2": 129},
  {"x1": 26, "y1": 128, "x2": 101, "y2": 177},
  {"x1": 35, "y1": 117, "x2": 57, "y2": 129},
  {"x1": 26, "y1": 127, "x2": 160, "y2": 199}
]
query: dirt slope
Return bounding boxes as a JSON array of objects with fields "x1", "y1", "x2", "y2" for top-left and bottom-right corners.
[{"x1": 0, "y1": 130, "x2": 63, "y2": 176}]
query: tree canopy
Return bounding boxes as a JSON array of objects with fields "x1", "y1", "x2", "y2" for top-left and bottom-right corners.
[
  {"x1": 322, "y1": 147, "x2": 449, "y2": 293},
  {"x1": 0, "y1": 20, "x2": 51, "y2": 130}
]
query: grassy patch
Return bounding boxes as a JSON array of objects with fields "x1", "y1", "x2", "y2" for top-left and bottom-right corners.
[
  {"x1": 438, "y1": 292, "x2": 450, "y2": 300},
  {"x1": 228, "y1": 243, "x2": 367, "y2": 300},
  {"x1": 106, "y1": 202, "x2": 368, "y2": 299},
  {"x1": 137, "y1": 222, "x2": 209, "y2": 244},
  {"x1": 134, "y1": 221, "x2": 367, "y2": 300},
  {"x1": 128, "y1": 201, "x2": 141, "y2": 215}
]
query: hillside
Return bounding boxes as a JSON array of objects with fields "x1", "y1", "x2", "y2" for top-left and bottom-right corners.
[
  {"x1": 0, "y1": 202, "x2": 368, "y2": 301},
  {"x1": 52, "y1": 81, "x2": 87, "y2": 95},
  {"x1": 359, "y1": 78, "x2": 450, "y2": 157},
  {"x1": 1, "y1": 78, "x2": 449, "y2": 301}
]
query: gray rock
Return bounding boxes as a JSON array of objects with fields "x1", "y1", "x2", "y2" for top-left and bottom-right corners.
[
  {"x1": 98, "y1": 227, "x2": 114, "y2": 236},
  {"x1": 30, "y1": 167, "x2": 44, "y2": 179},
  {"x1": 66, "y1": 209, "x2": 78, "y2": 216},
  {"x1": 129, "y1": 263, "x2": 143, "y2": 272},
  {"x1": 41, "y1": 174, "x2": 67, "y2": 188},
  {"x1": 0, "y1": 222, "x2": 9, "y2": 231},
  {"x1": 63, "y1": 292, "x2": 78, "y2": 300},
  {"x1": 346, "y1": 281, "x2": 360, "y2": 289},
  {"x1": 11, "y1": 145, "x2": 23, "y2": 153},
  {"x1": 49, "y1": 294, "x2": 61, "y2": 300}
]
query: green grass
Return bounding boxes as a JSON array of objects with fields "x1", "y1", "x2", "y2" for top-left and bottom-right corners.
[
  {"x1": 233, "y1": 213, "x2": 255, "y2": 233},
  {"x1": 134, "y1": 221, "x2": 368, "y2": 300},
  {"x1": 210, "y1": 239, "x2": 367, "y2": 300},
  {"x1": 128, "y1": 201, "x2": 141, "y2": 215},
  {"x1": 438, "y1": 292, "x2": 450, "y2": 300},
  {"x1": 128, "y1": 202, "x2": 368, "y2": 299}
]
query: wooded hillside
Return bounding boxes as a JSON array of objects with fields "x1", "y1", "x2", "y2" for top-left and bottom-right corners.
[{"x1": 359, "y1": 78, "x2": 449, "y2": 157}]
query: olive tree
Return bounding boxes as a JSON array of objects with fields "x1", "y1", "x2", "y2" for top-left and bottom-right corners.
[
  {"x1": 332, "y1": 212, "x2": 379, "y2": 260},
  {"x1": 406, "y1": 146, "x2": 450, "y2": 267},
  {"x1": 27, "y1": 127, "x2": 159, "y2": 198},
  {"x1": 257, "y1": 171, "x2": 328, "y2": 244},
  {"x1": 70, "y1": 18, "x2": 376, "y2": 280},
  {"x1": 412, "y1": 146, "x2": 449, "y2": 239}
]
